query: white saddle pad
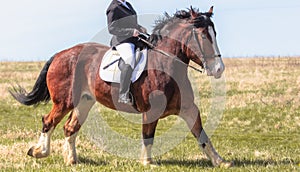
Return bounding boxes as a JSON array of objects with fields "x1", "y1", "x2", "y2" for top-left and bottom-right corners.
[{"x1": 100, "y1": 48, "x2": 147, "y2": 83}]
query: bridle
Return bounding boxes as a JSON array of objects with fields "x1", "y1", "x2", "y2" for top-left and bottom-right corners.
[
  {"x1": 191, "y1": 27, "x2": 207, "y2": 71},
  {"x1": 191, "y1": 26, "x2": 222, "y2": 72}
]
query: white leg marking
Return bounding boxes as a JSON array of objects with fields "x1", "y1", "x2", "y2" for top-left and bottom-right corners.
[
  {"x1": 141, "y1": 144, "x2": 153, "y2": 165},
  {"x1": 200, "y1": 139, "x2": 224, "y2": 166},
  {"x1": 199, "y1": 138, "x2": 233, "y2": 167},
  {"x1": 64, "y1": 132, "x2": 78, "y2": 165},
  {"x1": 39, "y1": 127, "x2": 54, "y2": 155},
  {"x1": 28, "y1": 127, "x2": 54, "y2": 158}
]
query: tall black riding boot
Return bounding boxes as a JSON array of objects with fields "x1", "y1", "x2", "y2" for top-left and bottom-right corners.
[{"x1": 118, "y1": 61, "x2": 134, "y2": 105}]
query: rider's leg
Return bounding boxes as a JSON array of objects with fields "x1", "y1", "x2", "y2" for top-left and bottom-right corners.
[
  {"x1": 115, "y1": 43, "x2": 136, "y2": 68},
  {"x1": 115, "y1": 43, "x2": 135, "y2": 105}
]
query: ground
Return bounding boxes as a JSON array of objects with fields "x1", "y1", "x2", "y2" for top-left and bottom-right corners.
[{"x1": 0, "y1": 57, "x2": 299, "y2": 171}]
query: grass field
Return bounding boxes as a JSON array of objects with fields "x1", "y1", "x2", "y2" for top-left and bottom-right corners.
[{"x1": 0, "y1": 57, "x2": 299, "y2": 171}]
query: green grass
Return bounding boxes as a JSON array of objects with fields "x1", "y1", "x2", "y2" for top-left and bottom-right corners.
[{"x1": 0, "y1": 58, "x2": 300, "y2": 171}]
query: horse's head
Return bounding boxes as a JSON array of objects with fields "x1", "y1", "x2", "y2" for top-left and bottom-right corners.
[
  {"x1": 185, "y1": 6, "x2": 224, "y2": 78},
  {"x1": 150, "y1": 6, "x2": 224, "y2": 79}
]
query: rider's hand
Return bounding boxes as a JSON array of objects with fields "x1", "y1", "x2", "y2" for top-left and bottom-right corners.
[
  {"x1": 133, "y1": 29, "x2": 140, "y2": 37},
  {"x1": 140, "y1": 26, "x2": 147, "y2": 34}
]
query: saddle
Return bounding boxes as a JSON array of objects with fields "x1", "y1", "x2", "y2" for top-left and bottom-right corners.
[{"x1": 99, "y1": 48, "x2": 148, "y2": 83}]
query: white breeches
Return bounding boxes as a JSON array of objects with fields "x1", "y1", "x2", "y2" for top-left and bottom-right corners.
[{"x1": 115, "y1": 43, "x2": 136, "y2": 68}]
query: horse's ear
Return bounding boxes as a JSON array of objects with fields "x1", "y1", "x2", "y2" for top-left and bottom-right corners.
[
  {"x1": 190, "y1": 6, "x2": 197, "y2": 18},
  {"x1": 208, "y1": 6, "x2": 214, "y2": 14}
]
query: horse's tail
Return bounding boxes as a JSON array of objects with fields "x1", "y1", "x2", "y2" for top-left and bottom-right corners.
[{"x1": 9, "y1": 55, "x2": 55, "y2": 106}]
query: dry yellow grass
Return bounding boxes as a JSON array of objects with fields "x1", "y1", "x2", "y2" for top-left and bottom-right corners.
[
  {"x1": 224, "y1": 57, "x2": 300, "y2": 108},
  {"x1": 0, "y1": 61, "x2": 44, "y2": 98},
  {"x1": 0, "y1": 57, "x2": 299, "y2": 171},
  {"x1": 0, "y1": 129, "x2": 100, "y2": 170}
]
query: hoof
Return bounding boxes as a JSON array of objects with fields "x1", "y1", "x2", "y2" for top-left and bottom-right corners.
[
  {"x1": 140, "y1": 159, "x2": 159, "y2": 167},
  {"x1": 63, "y1": 150, "x2": 78, "y2": 166},
  {"x1": 219, "y1": 161, "x2": 234, "y2": 168},
  {"x1": 27, "y1": 146, "x2": 49, "y2": 158},
  {"x1": 27, "y1": 147, "x2": 34, "y2": 157},
  {"x1": 64, "y1": 159, "x2": 78, "y2": 166}
]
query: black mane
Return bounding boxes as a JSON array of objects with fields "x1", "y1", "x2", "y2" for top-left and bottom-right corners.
[{"x1": 149, "y1": 8, "x2": 214, "y2": 46}]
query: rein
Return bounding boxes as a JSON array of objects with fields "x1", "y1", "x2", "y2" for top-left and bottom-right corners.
[
  {"x1": 192, "y1": 28, "x2": 207, "y2": 71},
  {"x1": 138, "y1": 34, "x2": 205, "y2": 73}
]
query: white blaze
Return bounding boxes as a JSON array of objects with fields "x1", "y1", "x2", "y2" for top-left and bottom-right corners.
[
  {"x1": 208, "y1": 26, "x2": 224, "y2": 78},
  {"x1": 208, "y1": 26, "x2": 221, "y2": 56}
]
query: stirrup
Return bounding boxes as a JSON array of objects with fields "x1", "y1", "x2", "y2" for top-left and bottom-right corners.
[
  {"x1": 118, "y1": 98, "x2": 133, "y2": 105},
  {"x1": 118, "y1": 92, "x2": 134, "y2": 106}
]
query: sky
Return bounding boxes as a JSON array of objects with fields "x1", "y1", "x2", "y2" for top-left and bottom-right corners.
[{"x1": 1, "y1": 0, "x2": 300, "y2": 61}]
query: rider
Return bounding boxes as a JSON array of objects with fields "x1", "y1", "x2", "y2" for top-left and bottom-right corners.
[{"x1": 106, "y1": 0, "x2": 147, "y2": 105}]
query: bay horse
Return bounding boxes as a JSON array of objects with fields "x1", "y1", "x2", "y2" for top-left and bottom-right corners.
[{"x1": 10, "y1": 7, "x2": 232, "y2": 167}]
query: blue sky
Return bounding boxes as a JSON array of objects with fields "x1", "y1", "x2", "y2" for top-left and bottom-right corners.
[{"x1": 1, "y1": 0, "x2": 300, "y2": 61}]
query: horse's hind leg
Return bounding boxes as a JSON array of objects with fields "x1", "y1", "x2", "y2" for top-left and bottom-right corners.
[
  {"x1": 63, "y1": 94, "x2": 95, "y2": 165},
  {"x1": 181, "y1": 104, "x2": 233, "y2": 168},
  {"x1": 27, "y1": 104, "x2": 70, "y2": 158}
]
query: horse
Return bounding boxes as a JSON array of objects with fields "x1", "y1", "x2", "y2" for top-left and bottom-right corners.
[{"x1": 10, "y1": 6, "x2": 232, "y2": 167}]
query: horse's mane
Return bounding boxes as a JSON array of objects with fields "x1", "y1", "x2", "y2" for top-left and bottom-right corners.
[{"x1": 149, "y1": 8, "x2": 214, "y2": 46}]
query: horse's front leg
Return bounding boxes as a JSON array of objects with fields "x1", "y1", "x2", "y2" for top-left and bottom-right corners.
[
  {"x1": 181, "y1": 104, "x2": 233, "y2": 168},
  {"x1": 141, "y1": 112, "x2": 158, "y2": 165}
]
